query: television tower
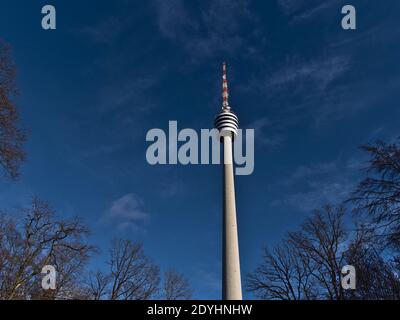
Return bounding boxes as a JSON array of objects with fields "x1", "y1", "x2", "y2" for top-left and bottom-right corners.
[{"x1": 215, "y1": 62, "x2": 242, "y2": 300}]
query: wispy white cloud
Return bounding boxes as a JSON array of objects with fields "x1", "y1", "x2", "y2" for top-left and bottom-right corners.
[
  {"x1": 290, "y1": 162, "x2": 337, "y2": 181},
  {"x1": 247, "y1": 117, "x2": 285, "y2": 147},
  {"x1": 266, "y1": 55, "x2": 351, "y2": 92},
  {"x1": 241, "y1": 53, "x2": 353, "y2": 130},
  {"x1": 281, "y1": 180, "x2": 354, "y2": 212},
  {"x1": 242, "y1": 52, "x2": 359, "y2": 128},
  {"x1": 68, "y1": 74, "x2": 160, "y2": 168},
  {"x1": 291, "y1": 2, "x2": 335, "y2": 24},
  {"x1": 153, "y1": 0, "x2": 198, "y2": 40},
  {"x1": 238, "y1": 1, "x2": 398, "y2": 136},
  {"x1": 99, "y1": 76, "x2": 158, "y2": 113},
  {"x1": 278, "y1": 0, "x2": 308, "y2": 15},
  {"x1": 153, "y1": 0, "x2": 258, "y2": 61},
  {"x1": 278, "y1": 0, "x2": 336, "y2": 24},
  {"x1": 79, "y1": 16, "x2": 132, "y2": 44},
  {"x1": 101, "y1": 193, "x2": 150, "y2": 231},
  {"x1": 274, "y1": 157, "x2": 365, "y2": 212}
]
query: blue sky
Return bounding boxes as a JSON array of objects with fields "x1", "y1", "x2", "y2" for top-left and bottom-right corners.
[{"x1": 1, "y1": 0, "x2": 400, "y2": 299}]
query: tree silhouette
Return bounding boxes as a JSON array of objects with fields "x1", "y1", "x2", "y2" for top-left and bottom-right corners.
[
  {"x1": 85, "y1": 239, "x2": 160, "y2": 300},
  {"x1": 0, "y1": 197, "x2": 94, "y2": 299},
  {"x1": 163, "y1": 269, "x2": 192, "y2": 300},
  {"x1": 350, "y1": 139, "x2": 400, "y2": 250},
  {"x1": 247, "y1": 204, "x2": 400, "y2": 300},
  {"x1": 0, "y1": 40, "x2": 26, "y2": 180}
]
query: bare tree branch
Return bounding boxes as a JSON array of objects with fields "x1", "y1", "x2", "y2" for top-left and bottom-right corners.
[
  {"x1": 163, "y1": 269, "x2": 192, "y2": 300},
  {"x1": 0, "y1": 39, "x2": 26, "y2": 180},
  {"x1": 349, "y1": 139, "x2": 400, "y2": 250},
  {"x1": 0, "y1": 197, "x2": 94, "y2": 299},
  {"x1": 85, "y1": 239, "x2": 160, "y2": 300}
]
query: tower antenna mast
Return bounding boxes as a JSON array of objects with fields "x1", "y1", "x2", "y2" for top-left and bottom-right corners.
[{"x1": 222, "y1": 62, "x2": 231, "y2": 110}]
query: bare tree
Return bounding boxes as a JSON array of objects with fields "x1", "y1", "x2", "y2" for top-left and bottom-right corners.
[
  {"x1": 247, "y1": 241, "x2": 314, "y2": 300},
  {"x1": 248, "y1": 205, "x2": 359, "y2": 300},
  {"x1": 287, "y1": 205, "x2": 348, "y2": 300},
  {"x1": 0, "y1": 197, "x2": 94, "y2": 299},
  {"x1": 248, "y1": 203, "x2": 400, "y2": 300},
  {"x1": 349, "y1": 139, "x2": 400, "y2": 249},
  {"x1": 86, "y1": 239, "x2": 160, "y2": 300},
  {"x1": 346, "y1": 244, "x2": 400, "y2": 300},
  {"x1": 163, "y1": 269, "x2": 192, "y2": 300},
  {"x1": 85, "y1": 271, "x2": 111, "y2": 300},
  {"x1": 0, "y1": 40, "x2": 26, "y2": 180}
]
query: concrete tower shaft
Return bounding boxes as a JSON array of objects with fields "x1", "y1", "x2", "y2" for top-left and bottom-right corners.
[{"x1": 214, "y1": 62, "x2": 242, "y2": 300}]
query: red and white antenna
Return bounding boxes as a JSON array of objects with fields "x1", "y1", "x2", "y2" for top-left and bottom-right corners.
[{"x1": 222, "y1": 62, "x2": 231, "y2": 110}]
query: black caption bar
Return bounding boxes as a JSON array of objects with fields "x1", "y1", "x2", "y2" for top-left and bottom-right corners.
[{"x1": 2, "y1": 300, "x2": 399, "y2": 319}]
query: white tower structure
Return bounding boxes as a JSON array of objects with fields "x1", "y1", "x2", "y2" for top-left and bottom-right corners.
[{"x1": 215, "y1": 62, "x2": 242, "y2": 300}]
